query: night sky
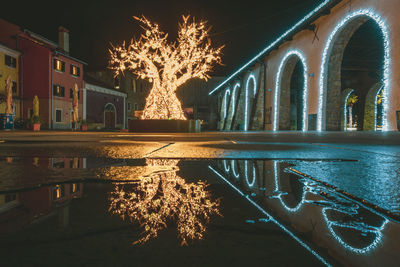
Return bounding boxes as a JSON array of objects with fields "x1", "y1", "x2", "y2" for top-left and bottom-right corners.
[{"x1": 1, "y1": 0, "x2": 321, "y2": 76}]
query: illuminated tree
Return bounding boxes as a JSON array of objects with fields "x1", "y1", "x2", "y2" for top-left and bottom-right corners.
[
  {"x1": 109, "y1": 15, "x2": 224, "y2": 120},
  {"x1": 108, "y1": 159, "x2": 221, "y2": 245},
  {"x1": 347, "y1": 93, "x2": 358, "y2": 128}
]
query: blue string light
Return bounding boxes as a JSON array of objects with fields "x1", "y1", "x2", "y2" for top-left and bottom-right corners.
[
  {"x1": 273, "y1": 161, "x2": 307, "y2": 212},
  {"x1": 244, "y1": 160, "x2": 256, "y2": 188},
  {"x1": 231, "y1": 160, "x2": 240, "y2": 179},
  {"x1": 273, "y1": 49, "x2": 308, "y2": 131},
  {"x1": 322, "y1": 207, "x2": 388, "y2": 254},
  {"x1": 223, "y1": 89, "x2": 231, "y2": 120},
  {"x1": 244, "y1": 73, "x2": 257, "y2": 131},
  {"x1": 343, "y1": 89, "x2": 354, "y2": 131},
  {"x1": 317, "y1": 9, "x2": 391, "y2": 131},
  {"x1": 209, "y1": 0, "x2": 332, "y2": 96},
  {"x1": 208, "y1": 166, "x2": 332, "y2": 267}
]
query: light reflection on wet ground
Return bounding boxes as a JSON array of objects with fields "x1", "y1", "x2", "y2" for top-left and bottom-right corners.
[{"x1": 0, "y1": 153, "x2": 399, "y2": 266}]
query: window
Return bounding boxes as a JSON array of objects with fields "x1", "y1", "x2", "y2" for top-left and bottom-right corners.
[
  {"x1": 53, "y1": 84, "x2": 65, "y2": 97},
  {"x1": 28, "y1": 109, "x2": 33, "y2": 118},
  {"x1": 70, "y1": 183, "x2": 80, "y2": 193},
  {"x1": 55, "y1": 109, "x2": 62, "y2": 122},
  {"x1": 127, "y1": 102, "x2": 131, "y2": 111},
  {"x1": 54, "y1": 59, "x2": 65, "y2": 72},
  {"x1": 5, "y1": 55, "x2": 16, "y2": 68},
  {"x1": 12, "y1": 81, "x2": 17, "y2": 94},
  {"x1": 70, "y1": 65, "x2": 80, "y2": 77},
  {"x1": 69, "y1": 158, "x2": 80, "y2": 168},
  {"x1": 53, "y1": 184, "x2": 65, "y2": 200},
  {"x1": 134, "y1": 103, "x2": 138, "y2": 111},
  {"x1": 53, "y1": 161, "x2": 65, "y2": 168}
]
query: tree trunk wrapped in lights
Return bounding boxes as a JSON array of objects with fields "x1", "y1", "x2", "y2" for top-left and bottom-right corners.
[{"x1": 109, "y1": 15, "x2": 224, "y2": 120}]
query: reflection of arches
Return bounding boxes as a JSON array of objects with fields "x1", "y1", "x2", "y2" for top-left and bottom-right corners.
[
  {"x1": 273, "y1": 161, "x2": 306, "y2": 213},
  {"x1": 104, "y1": 103, "x2": 116, "y2": 129},
  {"x1": 274, "y1": 50, "x2": 308, "y2": 131},
  {"x1": 244, "y1": 74, "x2": 257, "y2": 131},
  {"x1": 364, "y1": 82, "x2": 383, "y2": 131},
  {"x1": 223, "y1": 160, "x2": 230, "y2": 172},
  {"x1": 244, "y1": 160, "x2": 257, "y2": 188},
  {"x1": 231, "y1": 160, "x2": 240, "y2": 179},
  {"x1": 340, "y1": 89, "x2": 354, "y2": 131},
  {"x1": 322, "y1": 207, "x2": 388, "y2": 254},
  {"x1": 318, "y1": 9, "x2": 390, "y2": 131}
]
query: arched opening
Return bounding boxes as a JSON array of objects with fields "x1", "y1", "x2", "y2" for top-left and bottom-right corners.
[
  {"x1": 320, "y1": 12, "x2": 387, "y2": 131},
  {"x1": 274, "y1": 51, "x2": 308, "y2": 131},
  {"x1": 364, "y1": 82, "x2": 384, "y2": 131},
  {"x1": 104, "y1": 103, "x2": 116, "y2": 129},
  {"x1": 244, "y1": 74, "x2": 257, "y2": 131}
]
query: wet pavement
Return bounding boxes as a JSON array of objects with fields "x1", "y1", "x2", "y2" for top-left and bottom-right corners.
[{"x1": 0, "y1": 131, "x2": 399, "y2": 266}]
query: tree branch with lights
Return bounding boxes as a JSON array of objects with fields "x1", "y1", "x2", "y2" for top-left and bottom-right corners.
[{"x1": 109, "y1": 15, "x2": 224, "y2": 120}]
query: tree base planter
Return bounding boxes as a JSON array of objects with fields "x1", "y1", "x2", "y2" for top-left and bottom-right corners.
[
  {"x1": 32, "y1": 123, "x2": 41, "y2": 131},
  {"x1": 129, "y1": 119, "x2": 201, "y2": 133}
]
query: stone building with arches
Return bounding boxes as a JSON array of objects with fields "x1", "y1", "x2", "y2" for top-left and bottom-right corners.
[{"x1": 211, "y1": 0, "x2": 400, "y2": 132}]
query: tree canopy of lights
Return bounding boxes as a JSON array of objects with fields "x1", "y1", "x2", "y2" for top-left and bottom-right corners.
[
  {"x1": 109, "y1": 15, "x2": 224, "y2": 120},
  {"x1": 108, "y1": 159, "x2": 221, "y2": 245}
]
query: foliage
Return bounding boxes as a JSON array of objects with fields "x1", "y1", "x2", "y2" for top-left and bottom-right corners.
[
  {"x1": 377, "y1": 89, "x2": 384, "y2": 105},
  {"x1": 78, "y1": 118, "x2": 87, "y2": 125},
  {"x1": 29, "y1": 115, "x2": 43, "y2": 124},
  {"x1": 347, "y1": 93, "x2": 358, "y2": 106}
]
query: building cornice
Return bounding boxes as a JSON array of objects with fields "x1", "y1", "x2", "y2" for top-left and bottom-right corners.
[
  {"x1": 85, "y1": 83, "x2": 127, "y2": 98},
  {"x1": 0, "y1": 43, "x2": 22, "y2": 57}
]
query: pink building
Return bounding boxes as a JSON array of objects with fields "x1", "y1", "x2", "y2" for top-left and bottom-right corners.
[{"x1": 0, "y1": 19, "x2": 86, "y2": 129}]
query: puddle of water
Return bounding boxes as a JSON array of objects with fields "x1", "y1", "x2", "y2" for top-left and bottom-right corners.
[
  {"x1": 210, "y1": 159, "x2": 400, "y2": 267},
  {"x1": 0, "y1": 156, "x2": 399, "y2": 266}
]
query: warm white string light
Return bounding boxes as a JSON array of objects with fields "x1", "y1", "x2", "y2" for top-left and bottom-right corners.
[{"x1": 110, "y1": 15, "x2": 224, "y2": 120}]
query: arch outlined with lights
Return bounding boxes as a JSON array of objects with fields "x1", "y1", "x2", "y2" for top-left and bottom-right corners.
[
  {"x1": 244, "y1": 73, "x2": 258, "y2": 131},
  {"x1": 317, "y1": 9, "x2": 391, "y2": 131},
  {"x1": 222, "y1": 89, "x2": 231, "y2": 121},
  {"x1": 273, "y1": 49, "x2": 308, "y2": 132}
]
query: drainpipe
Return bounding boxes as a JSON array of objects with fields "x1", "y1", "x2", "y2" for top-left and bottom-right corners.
[
  {"x1": 51, "y1": 54, "x2": 54, "y2": 129},
  {"x1": 123, "y1": 94, "x2": 126, "y2": 129},
  {"x1": 16, "y1": 34, "x2": 24, "y2": 120},
  {"x1": 263, "y1": 62, "x2": 267, "y2": 129}
]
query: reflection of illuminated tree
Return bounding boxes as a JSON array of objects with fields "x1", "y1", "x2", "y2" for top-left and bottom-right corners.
[{"x1": 109, "y1": 159, "x2": 221, "y2": 245}]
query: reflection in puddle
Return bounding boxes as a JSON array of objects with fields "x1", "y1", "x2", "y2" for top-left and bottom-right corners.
[
  {"x1": 211, "y1": 159, "x2": 399, "y2": 266},
  {"x1": 0, "y1": 182, "x2": 83, "y2": 233},
  {"x1": 1, "y1": 155, "x2": 399, "y2": 266},
  {"x1": 108, "y1": 159, "x2": 221, "y2": 246}
]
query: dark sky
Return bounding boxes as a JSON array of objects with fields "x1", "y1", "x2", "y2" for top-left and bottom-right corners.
[{"x1": 1, "y1": 0, "x2": 322, "y2": 76}]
